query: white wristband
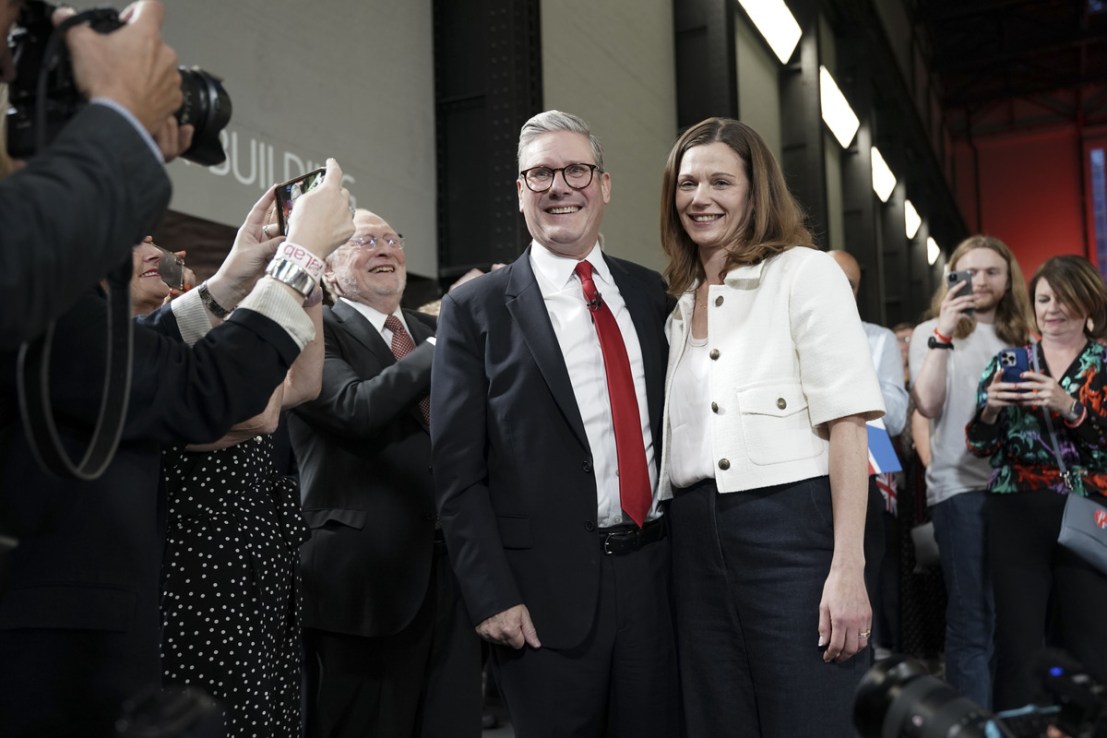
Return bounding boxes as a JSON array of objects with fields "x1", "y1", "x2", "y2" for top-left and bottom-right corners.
[{"x1": 274, "y1": 241, "x2": 326, "y2": 282}]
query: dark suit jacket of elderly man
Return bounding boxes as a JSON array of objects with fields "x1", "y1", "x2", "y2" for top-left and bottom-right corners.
[{"x1": 288, "y1": 298, "x2": 480, "y2": 737}]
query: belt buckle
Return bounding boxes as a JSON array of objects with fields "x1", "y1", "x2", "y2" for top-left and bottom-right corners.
[{"x1": 603, "y1": 533, "x2": 616, "y2": 556}]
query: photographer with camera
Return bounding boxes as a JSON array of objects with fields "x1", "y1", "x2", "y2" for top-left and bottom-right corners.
[
  {"x1": 0, "y1": 0, "x2": 189, "y2": 348},
  {"x1": 0, "y1": 161, "x2": 354, "y2": 738}
]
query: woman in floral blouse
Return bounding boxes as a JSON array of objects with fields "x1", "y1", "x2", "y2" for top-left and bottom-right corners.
[{"x1": 966, "y1": 254, "x2": 1107, "y2": 710}]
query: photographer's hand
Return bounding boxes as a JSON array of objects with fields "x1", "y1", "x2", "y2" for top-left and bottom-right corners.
[
  {"x1": 58, "y1": 0, "x2": 182, "y2": 134},
  {"x1": 152, "y1": 116, "x2": 194, "y2": 163}
]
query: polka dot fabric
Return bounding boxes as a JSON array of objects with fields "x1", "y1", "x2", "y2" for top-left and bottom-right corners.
[{"x1": 160, "y1": 435, "x2": 310, "y2": 738}]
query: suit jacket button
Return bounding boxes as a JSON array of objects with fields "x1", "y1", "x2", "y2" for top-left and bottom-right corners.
[
  {"x1": 709, "y1": 349, "x2": 720, "y2": 360},
  {"x1": 711, "y1": 402, "x2": 719, "y2": 413},
  {"x1": 776, "y1": 397, "x2": 787, "y2": 410},
  {"x1": 585, "y1": 521, "x2": 595, "y2": 532},
  {"x1": 583, "y1": 460, "x2": 592, "y2": 473},
  {"x1": 718, "y1": 458, "x2": 731, "y2": 471},
  {"x1": 715, "y1": 296, "x2": 724, "y2": 307}
]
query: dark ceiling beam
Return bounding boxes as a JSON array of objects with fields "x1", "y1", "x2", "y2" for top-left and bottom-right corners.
[
  {"x1": 931, "y1": 30, "x2": 1107, "y2": 73},
  {"x1": 915, "y1": 0, "x2": 1062, "y2": 24},
  {"x1": 943, "y1": 74, "x2": 1107, "y2": 108}
]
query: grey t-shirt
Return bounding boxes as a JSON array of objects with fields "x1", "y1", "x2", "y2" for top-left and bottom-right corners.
[{"x1": 909, "y1": 319, "x2": 1004, "y2": 505}]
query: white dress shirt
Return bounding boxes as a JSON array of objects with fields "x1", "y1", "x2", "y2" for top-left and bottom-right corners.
[
  {"x1": 529, "y1": 241, "x2": 660, "y2": 527},
  {"x1": 339, "y1": 297, "x2": 414, "y2": 345}
]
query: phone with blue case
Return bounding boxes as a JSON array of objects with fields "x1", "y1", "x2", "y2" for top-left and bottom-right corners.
[{"x1": 998, "y1": 347, "x2": 1030, "y2": 384}]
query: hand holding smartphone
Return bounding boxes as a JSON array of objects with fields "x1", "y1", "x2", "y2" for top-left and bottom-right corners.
[
  {"x1": 275, "y1": 168, "x2": 327, "y2": 236},
  {"x1": 946, "y1": 269, "x2": 975, "y2": 315}
]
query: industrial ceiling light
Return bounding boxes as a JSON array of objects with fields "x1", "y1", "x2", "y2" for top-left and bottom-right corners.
[
  {"x1": 870, "y1": 146, "x2": 896, "y2": 203},
  {"x1": 736, "y1": 0, "x2": 802, "y2": 64},
  {"x1": 819, "y1": 66, "x2": 859, "y2": 149},
  {"x1": 904, "y1": 199, "x2": 922, "y2": 239},
  {"x1": 927, "y1": 237, "x2": 941, "y2": 266}
]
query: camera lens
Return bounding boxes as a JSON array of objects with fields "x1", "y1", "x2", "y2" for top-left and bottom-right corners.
[
  {"x1": 854, "y1": 657, "x2": 1014, "y2": 738},
  {"x1": 176, "y1": 67, "x2": 233, "y2": 167}
]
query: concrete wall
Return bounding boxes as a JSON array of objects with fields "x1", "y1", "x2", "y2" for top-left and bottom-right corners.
[
  {"x1": 540, "y1": 0, "x2": 677, "y2": 271},
  {"x1": 161, "y1": 0, "x2": 438, "y2": 278}
]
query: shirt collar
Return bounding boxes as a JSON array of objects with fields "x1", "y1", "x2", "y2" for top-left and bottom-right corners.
[
  {"x1": 339, "y1": 297, "x2": 400, "y2": 336},
  {"x1": 529, "y1": 239, "x2": 612, "y2": 291}
]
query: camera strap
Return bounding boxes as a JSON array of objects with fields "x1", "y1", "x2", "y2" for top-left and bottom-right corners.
[{"x1": 16, "y1": 259, "x2": 133, "y2": 481}]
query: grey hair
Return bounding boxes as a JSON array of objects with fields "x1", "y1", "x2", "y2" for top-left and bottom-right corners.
[{"x1": 517, "y1": 110, "x2": 605, "y2": 172}]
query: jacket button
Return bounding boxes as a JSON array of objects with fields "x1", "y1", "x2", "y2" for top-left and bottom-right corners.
[
  {"x1": 715, "y1": 296, "x2": 724, "y2": 307},
  {"x1": 583, "y1": 460, "x2": 592, "y2": 473},
  {"x1": 709, "y1": 349, "x2": 720, "y2": 360},
  {"x1": 711, "y1": 402, "x2": 719, "y2": 413},
  {"x1": 777, "y1": 397, "x2": 787, "y2": 410},
  {"x1": 585, "y1": 521, "x2": 596, "y2": 532},
  {"x1": 718, "y1": 458, "x2": 731, "y2": 471}
]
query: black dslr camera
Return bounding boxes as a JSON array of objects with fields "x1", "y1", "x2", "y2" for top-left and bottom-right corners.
[
  {"x1": 854, "y1": 655, "x2": 1106, "y2": 738},
  {"x1": 6, "y1": 0, "x2": 232, "y2": 165}
]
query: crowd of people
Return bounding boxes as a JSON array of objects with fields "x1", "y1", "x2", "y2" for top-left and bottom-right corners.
[{"x1": 1, "y1": 3, "x2": 1106, "y2": 738}]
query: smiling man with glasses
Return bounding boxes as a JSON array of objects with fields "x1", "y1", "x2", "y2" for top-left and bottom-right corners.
[
  {"x1": 288, "y1": 208, "x2": 481, "y2": 737},
  {"x1": 431, "y1": 110, "x2": 678, "y2": 737}
]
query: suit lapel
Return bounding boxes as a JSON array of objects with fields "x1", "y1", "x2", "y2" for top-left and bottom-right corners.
[
  {"x1": 330, "y1": 300, "x2": 395, "y2": 367},
  {"x1": 606, "y1": 255, "x2": 665, "y2": 450},
  {"x1": 505, "y1": 250, "x2": 590, "y2": 451}
]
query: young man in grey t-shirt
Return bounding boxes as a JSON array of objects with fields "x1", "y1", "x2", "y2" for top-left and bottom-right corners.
[{"x1": 909, "y1": 235, "x2": 1031, "y2": 709}]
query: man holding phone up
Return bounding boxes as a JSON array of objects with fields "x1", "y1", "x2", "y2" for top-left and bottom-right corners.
[{"x1": 908, "y1": 235, "x2": 1032, "y2": 709}]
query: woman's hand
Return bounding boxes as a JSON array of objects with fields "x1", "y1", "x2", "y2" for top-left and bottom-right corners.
[
  {"x1": 1019, "y1": 371, "x2": 1073, "y2": 415},
  {"x1": 980, "y1": 368, "x2": 1026, "y2": 424},
  {"x1": 819, "y1": 562, "x2": 872, "y2": 663}
]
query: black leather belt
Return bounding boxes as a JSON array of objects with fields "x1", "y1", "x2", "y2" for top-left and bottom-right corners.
[{"x1": 599, "y1": 517, "x2": 666, "y2": 556}]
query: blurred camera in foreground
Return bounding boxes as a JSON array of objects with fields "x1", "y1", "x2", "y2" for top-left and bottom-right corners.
[
  {"x1": 854, "y1": 654, "x2": 1106, "y2": 738},
  {"x1": 5, "y1": 0, "x2": 231, "y2": 165}
]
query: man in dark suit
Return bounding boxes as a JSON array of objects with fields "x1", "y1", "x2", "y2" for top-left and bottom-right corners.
[
  {"x1": 431, "y1": 110, "x2": 678, "y2": 737},
  {"x1": 289, "y1": 209, "x2": 480, "y2": 738},
  {"x1": 0, "y1": 166, "x2": 355, "y2": 737},
  {"x1": 1, "y1": 0, "x2": 186, "y2": 347}
]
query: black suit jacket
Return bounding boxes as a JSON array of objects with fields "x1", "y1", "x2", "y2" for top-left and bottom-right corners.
[
  {"x1": 431, "y1": 248, "x2": 669, "y2": 649},
  {"x1": 289, "y1": 301, "x2": 439, "y2": 638},
  {"x1": 0, "y1": 104, "x2": 171, "y2": 348},
  {"x1": 0, "y1": 293, "x2": 301, "y2": 736}
]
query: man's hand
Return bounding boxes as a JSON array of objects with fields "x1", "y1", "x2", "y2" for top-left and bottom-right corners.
[
  {"x1": 58, "y1": 1, "x2": 182, "y2": 134},
  {"x1": 151, "y1": 116, "x2": 194, "y2": 162},
  {"x1": 476, "y1": 604, "x2": 542, "y2": 650},
  {"x1": 285, "y1": 158, "x2": 355, "y2": 261}
]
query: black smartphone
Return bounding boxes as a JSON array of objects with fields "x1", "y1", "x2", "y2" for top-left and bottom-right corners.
[
  {"x1": 275, "y1": 167, "x2": 326, "y2": 236},
  {"x1": 998, "y1": 347, "x2": 1030, "y2": 385},
  {"x1": 947, "y1": 269, "x2": 974, "y2": 315},
  {"x1": 156, "y1": 249, "x2": 184, "y2": 291}
]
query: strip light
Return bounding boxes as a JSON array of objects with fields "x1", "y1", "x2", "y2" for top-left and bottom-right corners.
[
  {"x1": 904, "y1": 199, "x2": 922, "y2": 239},
  {"x1": 927, "y1": 237, "x2": 941, "y2": 266},
  {"x1": 870, "y1": 146, "x2": 896, "y2": 203},
  {"x1": 819, "y1": 66, "x2": 859, "y2": 149},
  {"x1": 737, "y1": 0, "x2": 802, "y2": 64}
]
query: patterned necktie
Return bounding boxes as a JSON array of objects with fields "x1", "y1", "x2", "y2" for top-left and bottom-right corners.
[
  {"x1": 384, "y1": 315, "x2": 431, "y2": 426},
  {"x1": 574, "y1": 261, "x2": 651, "y2": 527}
]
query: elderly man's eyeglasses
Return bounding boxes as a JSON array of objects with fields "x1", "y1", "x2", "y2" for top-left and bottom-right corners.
[
  {"x1": 519, "y1": 163, "x2": 600, "y2": 193},
  {"x1": 347, "y1": 235, "x2": 405, "y2": 250}
]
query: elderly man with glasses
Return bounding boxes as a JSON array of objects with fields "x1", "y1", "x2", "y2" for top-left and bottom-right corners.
[
  {"x1": 430, "y1": 110, "x2": 678, "y2": 737},
  {"x1": 288, "y1": 208, "x2": 481, "y2": 738}
]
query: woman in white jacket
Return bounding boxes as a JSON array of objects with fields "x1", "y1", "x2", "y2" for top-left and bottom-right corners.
[{"x1": 658, "y1": 118, "x2": 885, "y2": 738}]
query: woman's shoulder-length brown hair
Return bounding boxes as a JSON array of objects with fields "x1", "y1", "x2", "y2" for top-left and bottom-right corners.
[
  {"x1": 660, "y1": 117, "x2": 814, "y2": 296},
  {"x1": 1028, "y1": 254, "x2": 1107, "y2": 340}
]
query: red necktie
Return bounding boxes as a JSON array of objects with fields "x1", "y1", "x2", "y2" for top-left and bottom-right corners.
[
  {"x1": 574, "y1": 261, "x2": 651, "y2": 527},
  {"x1": 384, "y1": 315, "x2": 431, "y2": 426}
]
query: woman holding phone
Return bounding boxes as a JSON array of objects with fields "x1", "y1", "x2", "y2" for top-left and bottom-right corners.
[
  {"x1": 657, "y1": 117, "x2": 885, "y2": 737},
  {"x1": 967, "y1": 254, "x2": 1107, "y2": 709}
]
